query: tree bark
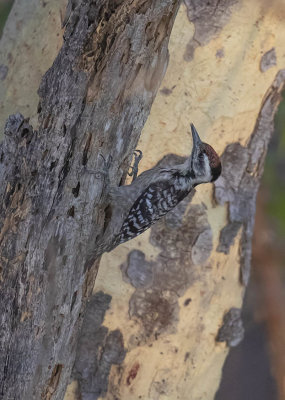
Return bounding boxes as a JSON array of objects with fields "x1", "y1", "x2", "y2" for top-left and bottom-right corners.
[
  {"x1": 0, "y1": 1, "x2": 180, "y2": 399},
  {"x1": 64, "y1": 1, "x2": 285, "y2": 399}
]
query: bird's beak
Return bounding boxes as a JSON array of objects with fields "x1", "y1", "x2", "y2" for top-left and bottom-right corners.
[{"x1": 190, "y1": 123, "x2": 202, "y2": 151}]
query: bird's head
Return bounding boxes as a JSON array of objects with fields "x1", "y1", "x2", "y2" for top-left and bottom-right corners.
[{"x1": 189, "y1": 123, "x2": 221, "y2": 184}]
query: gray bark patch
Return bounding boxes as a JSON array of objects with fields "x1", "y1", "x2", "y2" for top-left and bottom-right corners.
[
  {"x1": 214, "y1": 70, "x2": 285, "y2": 285},
  {"x1": 0, "y1": 64, "x2": 8, "y2": 80},
  {"x1": 216, "y1": 48, "x2": 225, "y2": 58},
  {"x1": 260, "y1": 48, "x2": 277, "y2": 72},
  {"x1": 73, "y1": 292, "x2": 126, "y2": 400},
  {"x1": 121, "y1": 249, "x2": 154, "y2": 289},
  {"x1": 184, "y1": 0, "x2": 238, "y2": 61},
  {"x1": 216, "y1": 307, "x2": 244, "y2": 347},
  {"x1": 160, "y1": 86, "x2": 175, "y2": 95},
  {"x1": 192, "y1": 227, "x2": 213, "y2": 265},
  {"x1": 217, "y1": 221, "x2": 241, "y2": 254}
]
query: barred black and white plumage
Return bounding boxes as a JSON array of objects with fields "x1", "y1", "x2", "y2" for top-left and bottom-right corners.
[
  {"x1": 99, "y1": 123, "x2": 221, "y2": 254},
  {"x1": 118, "y1": 178, "x2": 190, "y2": 243}
]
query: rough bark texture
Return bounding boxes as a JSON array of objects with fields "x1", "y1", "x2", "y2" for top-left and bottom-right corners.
[
  {"x1": 64, "y1": 1, "x2": 285, "y2": 399},
  {"x1": 0, "y1": 1, "x2": 180, "y2": 399}
]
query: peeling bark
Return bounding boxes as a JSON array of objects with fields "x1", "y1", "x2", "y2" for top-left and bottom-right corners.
[
  {"x1": 73, "y1": 292, "x2": 126, "y2": 400},
  {"x1": 184, "y1": 0, "x2": 238, "y2": 61},
  {"x1": 0, "y1": 1, "x2": 180, "y2": 399},
  {"x1": 215, "y1": 70, "x2": 285, "y2": 285},
  {"x1": 216, "y1": 308, "x2": 244, "y2": 347}
]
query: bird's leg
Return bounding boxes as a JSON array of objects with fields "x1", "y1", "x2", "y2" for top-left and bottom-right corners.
[{"x1": 128, "y1": 150, "x2": 143, "y2": 182}]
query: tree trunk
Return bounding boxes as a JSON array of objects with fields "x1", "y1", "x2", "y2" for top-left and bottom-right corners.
[
  {"x1": 0, "y1": 1, "x2": 180, "y2": 399},
  {"x1": 1, "y1": 1, "x2": 285, "y2": 400},
  {"x1": 65, "y1": 1, "x2": 285, "y2": 400}
]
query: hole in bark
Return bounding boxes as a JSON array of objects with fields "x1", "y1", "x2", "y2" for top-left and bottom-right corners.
[
  {"x1": 71, "y1": 290, "x2": 77, "y2": 311},
  {"x1": 103, "y1": 204, "x2": 112, "y2": 233},
  {"x1": 49, "y1": 160, "x2": 57, "y2": 171},
  {"x1": 87, "y1": 3, "x2": 97, "y2": 27},
  {"x1": 104, "y1": 11, "x2": 110, "y2": 19},
  {"x1": 37, "y1": 102, "x2": 42, "y2": 113},
  {"x1": 184, "y1": 298, "x2": 192, "y2": 306},
  {"x1": 63, "y1": 124, "x2": 67, "y2": 136},
  {"x1": 21, "y1": 128, "x2": 29, "y2": 138},
  {"x1": 56, "y1": 325, "x2": 61, "y2": 337},
  {"x1": 60, "y1": 145, "x2": 73, "y2": 180},
  {"x1": 72, "y1": 181, "x2": 80, "y2": 197},
  {"x1": 119, "y1": 175, "x2": 125, "y2": 186},
  {"x1": 47, "y1": 364, "x2": 63, "y2": 392},
  {"x1": 17, "y1": 183, "x2": 21, "y2": 191},
  {"x1": 82, "y1": 133, "x2": 92, "y2": 165},
  {"x1": 67, "y1": 206, "x2": 75, "y2": 217}
]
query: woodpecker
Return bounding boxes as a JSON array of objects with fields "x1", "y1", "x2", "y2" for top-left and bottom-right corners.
[{"x1": 101, "y1": 123, "x2": 221, "y2": 252}]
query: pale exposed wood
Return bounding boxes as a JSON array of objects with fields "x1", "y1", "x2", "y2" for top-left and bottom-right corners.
[{"x1": 0, "y1": 0, "x2": 68, "y2": 135}]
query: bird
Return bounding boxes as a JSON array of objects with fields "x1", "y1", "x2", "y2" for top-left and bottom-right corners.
[{"x1": 101, "y1": 123, "x2": 221, "y2": 252}]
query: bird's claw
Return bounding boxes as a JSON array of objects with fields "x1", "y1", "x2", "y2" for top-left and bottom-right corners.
[{"x1": 128, "y1": 149, "x2": 143, "y2": 182}]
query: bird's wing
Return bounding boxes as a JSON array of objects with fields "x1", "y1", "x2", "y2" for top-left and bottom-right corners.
[{"x1": 118, "y1": 178, "x2": 189, "y2": 243}]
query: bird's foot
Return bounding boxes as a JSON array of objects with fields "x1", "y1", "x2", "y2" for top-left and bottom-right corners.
[{"x1": 128, "y1": 150, "x2": 143, "y2": 182}]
